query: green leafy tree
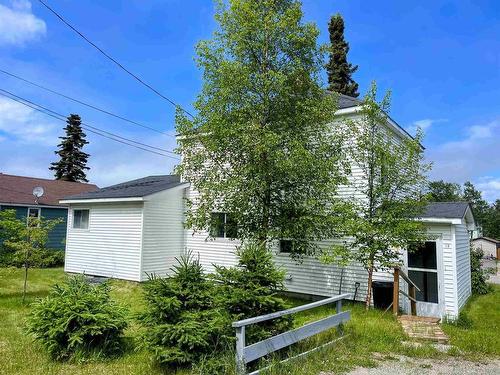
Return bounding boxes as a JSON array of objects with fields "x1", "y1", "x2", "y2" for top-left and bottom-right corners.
[
  {"x1": 427, "y1": 180, "x2": 462, "y2": 202},
  {"x1": 463, "y1": 181, "x2": 490, "y2": 230},
  {"x1": 176, "y1": 0, "x2": 350, "y2": 253},
  {"x1": 0, "y1": 209, "x2": 61, "y2": 302},
  {"x1": 342, "y1": 83, "x2": 431, "y2": 308},
  {"x1": 50, "y1": 114, "x2": 90, "y2": 182},
  {"x1": 213, "y1": 242, "x2": 292, "y2": 343},
  {"x1": 326, "y1": 13, "x2": 359, "y2": 97},
  {"x1": 483, "y1": 199, "x2": 500, "y2": 239}
]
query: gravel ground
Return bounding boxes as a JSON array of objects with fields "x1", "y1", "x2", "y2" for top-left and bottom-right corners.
[
  {"x1": 482, "y1": 259, "x2": 500, "y2": 285},
  {"x1": 343, "y1": 355, "x2": 500, "y2": 375}
]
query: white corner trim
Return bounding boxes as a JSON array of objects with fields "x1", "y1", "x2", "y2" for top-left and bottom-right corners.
[
  {"x1": 419, "y1": 217, "x2": 462, "y2": 225},
  {"x1": 59, "y1": 197, "x2": 145, "y2": 204}
]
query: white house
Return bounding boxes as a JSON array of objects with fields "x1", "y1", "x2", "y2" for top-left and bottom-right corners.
[
  {"x1": 60, "y1": 176, "x2": 188, "y2": 281},
  {"x1": 471, "y1": 237, "x2": 500, "y2": 259},
  {"x1": 61, "y1": 95, "x2": 476, "y2": 320}
]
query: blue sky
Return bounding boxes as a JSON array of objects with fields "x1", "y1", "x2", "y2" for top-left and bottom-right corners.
[{"x1": 0, "y1": 0, "x2": 499, "y2": 201}]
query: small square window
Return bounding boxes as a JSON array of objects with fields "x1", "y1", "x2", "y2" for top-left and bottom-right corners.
[
  {"x1": 73, "y1": 209, "x2": 89, "y2": 229},
  {"x1": 27, "y1": 208, "x2": 40, "y2": 227},
  {"x1": 280, "y1": 240, "x2": 293, "y2": 253},
  {"x1": 210, "y1": 213, "x2": 237, "y2": 239}
]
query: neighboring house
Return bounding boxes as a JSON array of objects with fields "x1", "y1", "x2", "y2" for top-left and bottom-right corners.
[
  {"x1": 61, "y1": 95, "x2": 477, "y2": 320},
  {"x1": 471, "y1": 237, "x2": 500, "y2": 259},
  {"x1": 0, "y1": 173, "x2": 98, "y2": 249}
]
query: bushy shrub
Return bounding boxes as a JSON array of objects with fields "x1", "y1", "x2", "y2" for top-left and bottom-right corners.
[
  {"x1": 470, "y1": 247, "x2": 491, "y2": 295},
  {"x1": 27, "y1": 275, "x2": 128, "y2": 361},
  {"x1": 213, "y1": 242, "x2": 293, "y2": 343},
  {"x1": 140, "y1": 254, "x2": 232, "y2": 368}
]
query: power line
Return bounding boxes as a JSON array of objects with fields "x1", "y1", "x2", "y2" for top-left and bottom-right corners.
[
  {"x1": 37, "y1": 0, "x2": 195, "y2": 119},
  {"x1": 0, "y1": 90, "x2": 180, "y2": 160},
  {"x1": 0, "y1": 68, "x2": 175, "y2": 137},
  {"x1": 0, "y1": 88, "x2": 177, "y2": 155}
]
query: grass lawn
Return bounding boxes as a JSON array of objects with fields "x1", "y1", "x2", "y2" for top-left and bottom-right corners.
[{"x1": 0, "y1": 268, "x2": 498, "y2": 375}]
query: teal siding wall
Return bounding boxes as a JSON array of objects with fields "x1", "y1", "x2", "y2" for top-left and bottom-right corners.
[{"x1": 0, "y1": 205, "x2": 68, "y2": 250}]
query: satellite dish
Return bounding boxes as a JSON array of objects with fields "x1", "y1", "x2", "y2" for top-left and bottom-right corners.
[
  {"x1": 33, "y1": 186, "x2": 44, "y2": 198},
  {"x1": 32, "y1": 186, "x2": 44, "y2": 204}
]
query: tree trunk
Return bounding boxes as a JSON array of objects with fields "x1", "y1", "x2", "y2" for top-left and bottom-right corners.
[
  {"x1": 22, "y1": 263, "x2": 28, "y2": 304},
  {"x1": 365, "y1": 264, "x2": 374, "y2": 310}
]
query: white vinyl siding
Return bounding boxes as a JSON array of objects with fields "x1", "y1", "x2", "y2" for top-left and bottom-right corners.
[
  {"x1": 140, "y1": 187, "x2": 186, "y2": 280},
  {"x1": 64, "y1": 203, "x2": 143, "y2": 281},
  {"x1": 455, "y1": 223, "x2": 472, "y2": 311},
  {"x1": 184, "y1": 187, "x2": 240, "y2": 272}
]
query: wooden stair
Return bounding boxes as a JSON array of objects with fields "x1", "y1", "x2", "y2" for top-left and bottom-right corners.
[{"x1": 398, "y1": 315, "x2": 449, "y2": 344}]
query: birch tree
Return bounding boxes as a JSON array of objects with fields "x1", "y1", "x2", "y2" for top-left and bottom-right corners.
[
  {"x1": 345, "y1": 82, "x2": 431, "y2": 308},
  {"x1": 176, "y1": 0, "x2": 350, "y2": 253}
]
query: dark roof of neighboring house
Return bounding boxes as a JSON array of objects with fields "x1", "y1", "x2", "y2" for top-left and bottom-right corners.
[
  {"x1": 0, "y1": 173, "x2": 98, "y2": 207},
  {"x1": 420, "y1": 202, "x2": 470, "y2": 219},
  {"x1": 63, "y1": 175, "x2": 185, "y2": 200},
  {"x1": 472, "y1": 236, "x2": 500, "y2": 244}
]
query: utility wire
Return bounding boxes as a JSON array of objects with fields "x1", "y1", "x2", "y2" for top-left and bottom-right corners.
[
  {"x1": 0, "y1": 90, "x2": 180, "y2": 160},
  {"x1": 0, "y1": 68, "x2": 175, "y2": 137},
  {"x1": 37, "y1": 0, "x2": 195, "y2": 119},
  {"x1": 0, "y1": 88, "x2": 177, "y2": 155}
]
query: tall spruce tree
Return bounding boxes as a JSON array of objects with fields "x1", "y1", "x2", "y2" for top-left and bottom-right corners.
[
  {"x1": 50, "y1": 114, "x2": 90, "y2": 182},
  {"x1": 176, "y1": 0, "x2": 350, "y2": 254},
  {"x1": 326, "y1": 13, "x2": 359, "y2": 97}
]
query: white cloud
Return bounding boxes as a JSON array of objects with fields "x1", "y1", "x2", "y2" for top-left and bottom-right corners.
[
  {"x1": 468, "y1": 124, "x2": 493, "y2": 139},
  {"x1": 427, "y1": 120, "x2": 500, "y2": 202},
  {"x1": 85, "y1": 134, "x2": 178, "y2": 187},
  {"x1": 476, "y1": 177, "x2": 500, "y2": 203},
  {"x1": 406, "y1": 118, "x2": 447, "y2": 135},
  {"x1": 0, "y1": 97, "x2": 58, "y2": 144},
  {"x1": 0, "y1": 1, "x2": 46, "y2": 46}
]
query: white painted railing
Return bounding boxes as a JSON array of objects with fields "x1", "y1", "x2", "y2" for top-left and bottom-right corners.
[{"x1": 232, "y1": 293, "x2": 351, "y2": 375}]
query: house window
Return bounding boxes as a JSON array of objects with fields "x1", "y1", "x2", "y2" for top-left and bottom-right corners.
[
  {"x1": 280, "y1": 240, "x2": 293, "y2": 253},
  {"x1": 408, "y1": 241, "x2": 438, "y2": 304},
  {"x1": 210, "y1": 213, "x2": 237, "y2": 239},
  {"x1": 27, "y1": 207, "x2": 40, "y2": 227},
  {"x1": 73, "y1": 209, "x2": 89, "y2": 229}
]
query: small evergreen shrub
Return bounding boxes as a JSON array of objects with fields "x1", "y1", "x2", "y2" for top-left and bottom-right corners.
[
  {"x1": 470, "y1": 247, "x2": 491, "y2": 295},
  {"x1": 213, "y1": 242, "x2": 293, "y2": 343},
  {"x1": 27, "y1": 275, "x2": 128, "y2": 361},
  {"x1": 140, "y1": 254, "x2": 232, "y2": 368}
]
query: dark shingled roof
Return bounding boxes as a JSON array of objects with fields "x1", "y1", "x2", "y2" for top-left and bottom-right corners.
[
  {"x1": 420, "y1": 202, "x2": 470, "y2": 219},
  {"x1": 472, "y1": 236, "x2": 500, "y2": 244},
  {"x1": 63, "y1": 175, "x2": 184, "y2": 200},
  {"x1": 338, "y1": 93, "x2": 362, "y2": 109}
]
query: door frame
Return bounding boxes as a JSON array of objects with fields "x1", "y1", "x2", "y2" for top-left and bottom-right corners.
[{"x1": 403, "y1": 238, "x2": 445, "y2": 318}]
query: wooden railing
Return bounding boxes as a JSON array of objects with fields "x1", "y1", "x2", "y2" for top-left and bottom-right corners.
[
  {"x1": 393, "y1": 266, "x2": 420, "y2": 316},
  {"x1": 232, "y1": 293, "x2": 351, "y2": 375}
]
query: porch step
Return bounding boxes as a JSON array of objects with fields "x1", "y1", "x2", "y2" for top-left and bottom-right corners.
[{"x1": 398, "y1": 315, "x2": 449, "y2": 344}]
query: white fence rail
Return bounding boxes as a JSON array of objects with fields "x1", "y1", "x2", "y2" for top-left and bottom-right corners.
[{"x1": 232, "y1": 293, "x2": 351, "y2": 375}]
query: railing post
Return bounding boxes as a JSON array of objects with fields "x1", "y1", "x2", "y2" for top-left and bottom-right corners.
[
  {"x1": 235, "y1": 325, "x2": 246, "y2": 375},
  {"x1": 336, "y1": 299, "x2": 344, "y2": 334},
  {"x1": 409, "y1": 285, "x2": 417, "y2": 316},
  {"x1": 393, "y1": 267, "x2": 400, "y2": 316}
]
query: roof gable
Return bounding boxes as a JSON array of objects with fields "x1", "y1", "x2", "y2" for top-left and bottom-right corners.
[{"x1": 0, "y1": 173, "x2": 98, "y2": 206}]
